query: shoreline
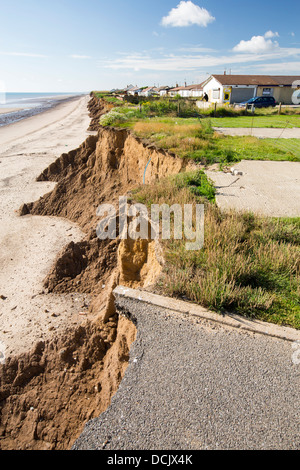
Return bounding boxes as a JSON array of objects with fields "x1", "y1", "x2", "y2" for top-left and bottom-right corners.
[
  {"x1": 0, "y1": 94, "x2": 88, "y2": 128},
  {"x1": 0, "y1": 108, "x2": 24, "y2": 115},
  {"x1": 0, "y1": 94, "x2": 90, "y2": 152}
]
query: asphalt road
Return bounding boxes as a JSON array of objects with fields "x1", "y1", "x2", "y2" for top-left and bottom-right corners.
[{"x1": 73, "y1": 297, "x2": 300, "y2": 450}]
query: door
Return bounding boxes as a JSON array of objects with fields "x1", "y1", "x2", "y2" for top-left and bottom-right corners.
[
  {"x1": 223, "y1": 87, "x2": 231, "y2": 104},
  {"x1": 230, "y1": 87, "x2": 255, "y2": 104}
]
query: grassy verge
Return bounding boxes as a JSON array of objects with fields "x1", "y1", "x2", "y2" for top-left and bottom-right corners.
[
  {"x1": 110, "y1": 116, "x2": 300, "y2": 165},
  {"x1": 210, "y1": 114, "x2": 300, "y2": 128},
  {"x1": 96, "y1": 92, "x2": 300, "y2": 328},
  {"x1": 133, "y1": 175, "x2": 300, "y2": 329}
]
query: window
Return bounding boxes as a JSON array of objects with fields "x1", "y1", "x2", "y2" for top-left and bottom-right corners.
[
  {"x1": 212, "y1": 89, "x2": 220, "y2": 99},
  {"x1": 262, "y1": 88, "x2": 273, "y2": 96}
]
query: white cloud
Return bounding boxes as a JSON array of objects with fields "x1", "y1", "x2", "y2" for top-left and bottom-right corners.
[
  {"x1": 70, "y1": 54, "x2": 91, "y2": 59},
  {"x1": 161, "y1": 1, "x2": 215, "y2": 27},
  {"x1": 233, "y1": 34, "x2": 279, "y2": 53},
  {"x1": 0, "y1": 51, "x2": 47, "y2": 58},
  {"x1": 264, "y1": 30, "x2": 279, "y2": 39},
  {"x1": 103, "y1": 45, "x2": 300, "y2": 73},
  {"x1": 249, "y1": 61, "x2": 300, "y2": 74},
  {"x1": 179, "y1": 45, "x2": 217, "y2": 53}
]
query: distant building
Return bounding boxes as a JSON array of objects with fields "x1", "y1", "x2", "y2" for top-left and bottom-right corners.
[
  {"x1": 127, "y1": 86, "x2": 142, "y2": 96},
  {"x1": 139, "y1": 87, "x2": 159, "y2": 97},
  {"x1": 202, "y1": 74, "x2": 300, "y2": 104},
  {"x1": 168, "y1": 86, "x2": 186, "y2": 97},
  {"x1": 157, "y1": 86, "x2": 171, "y2": 97},
  {"x1": 167, "y1": 83, "x2": 204, "y2": 98}
]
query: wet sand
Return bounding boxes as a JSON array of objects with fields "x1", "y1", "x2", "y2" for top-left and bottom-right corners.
[{"x1": 0, "y1": 108, "x2": 24, "y2": 115}]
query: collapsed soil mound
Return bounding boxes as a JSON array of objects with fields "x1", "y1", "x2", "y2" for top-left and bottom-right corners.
[
  {"x1": 0, "y1": 314, "x2": 136, "y2": 450},
  {"x1": 26, "y1": 122, "x2": 186, "y2": 295}
]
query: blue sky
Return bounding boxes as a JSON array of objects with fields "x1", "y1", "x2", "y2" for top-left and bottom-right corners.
[{"x1": 0, "y1": 0, "x2": 299, "y2": 92}]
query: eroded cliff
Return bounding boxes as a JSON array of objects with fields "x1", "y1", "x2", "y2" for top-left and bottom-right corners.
[{"x1": 0, "y1": 95, "x2": 188, "y2": 450}]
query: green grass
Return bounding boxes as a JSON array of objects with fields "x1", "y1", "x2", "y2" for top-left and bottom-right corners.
[
  {"x1": 119, "y1": 117, "x2": 300, "y2": 166},
  {"x1": 214, "y1": 136, "x2": 300, "y2": 164},
  {"x1": 96, "y1": 92, "x2": 300, "y2": 328},
  {"x1": 210, "y1": 115, "x2": 300, "y2": 128},
  {"x1": 134, "y1": 175, "x2": 300, "y2": 329}
]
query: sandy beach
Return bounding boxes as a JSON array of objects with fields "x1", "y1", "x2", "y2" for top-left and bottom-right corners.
[
  {"x1": 0, "y1": 108, "x2": 24, "y2": 115},
  {"x1": 0, "y1": 95, "x2": 92, "y2": 357}
]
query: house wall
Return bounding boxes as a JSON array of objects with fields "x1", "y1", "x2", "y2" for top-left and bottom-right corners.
[
  {"x1": 180, "y1": 89, "x2": 191, "y2": 97},
  {"x1": 191, "y1": 90, "x2": 203, "y2": 97},
  {"x1": 274, "y1": 87, "x2": 294, "y2": 104},
  {"x1": 254, "y1": 86, "x2": 293, "y2": 104},
  {"x1": 202, "y1": 77, "x2": 223, "y2": 103}
]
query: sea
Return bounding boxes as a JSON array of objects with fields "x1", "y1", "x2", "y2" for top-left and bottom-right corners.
[{"x1": 0, "y1": 92, "x2": 87, "y2": 127}]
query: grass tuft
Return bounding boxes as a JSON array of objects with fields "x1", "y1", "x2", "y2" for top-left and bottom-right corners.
[{"x1": 134, "y1": 175, "x2": 300, "y2": 329}]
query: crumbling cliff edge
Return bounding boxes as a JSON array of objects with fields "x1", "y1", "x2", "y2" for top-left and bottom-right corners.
[{"x1": 0, "y1": 94, "x2": 189, "y2": 450}]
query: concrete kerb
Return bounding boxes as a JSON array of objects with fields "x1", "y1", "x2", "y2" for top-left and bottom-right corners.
[{"x1": 113, "y1": 285, "x2": 300, "y2": 343}]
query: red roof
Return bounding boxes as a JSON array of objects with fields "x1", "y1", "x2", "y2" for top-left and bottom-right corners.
[{"x1": 211, "y1": 74, "x2": 300, "y2": 87}]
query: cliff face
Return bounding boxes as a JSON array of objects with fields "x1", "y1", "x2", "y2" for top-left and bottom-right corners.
[
  {"x1": 87, "y1": 93, "x2": 113, "y2": 131},
  {"x1": 27, "y1": 121, "x2": 188, "y2": 305},
  {"x1": 32, "y1": 126, "x2": 186, "y2": 232},
  {"x1": 0, "y1": 97, "x2": 189, "y2": 450}
]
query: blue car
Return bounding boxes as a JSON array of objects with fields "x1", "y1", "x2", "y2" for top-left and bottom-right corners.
[{"x1": 238, "y1": 96, "x2": 277, "y2": 108}]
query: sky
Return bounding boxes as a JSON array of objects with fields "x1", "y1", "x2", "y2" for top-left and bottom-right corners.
[{"x1": 0, "y1": 0, "x2": 299, "y2": 92}]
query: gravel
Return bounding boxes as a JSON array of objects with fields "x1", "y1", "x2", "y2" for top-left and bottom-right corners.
[{"x1": 73, "y1": 297, "x2": 300, "y2": 450}]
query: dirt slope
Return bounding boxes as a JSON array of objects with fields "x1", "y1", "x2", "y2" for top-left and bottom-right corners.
[{"x1": 0, "y1": 96, "x2": 187, "y2": 450}]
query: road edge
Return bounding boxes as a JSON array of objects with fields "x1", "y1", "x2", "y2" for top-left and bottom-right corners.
[{"x1": 113, "y1": 285, "x2": 300, "y2": 343}]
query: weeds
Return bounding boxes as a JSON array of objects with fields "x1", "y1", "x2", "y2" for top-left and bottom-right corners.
[{"x1": 134, "y1": 175, "x2": 300, "y2": 328}]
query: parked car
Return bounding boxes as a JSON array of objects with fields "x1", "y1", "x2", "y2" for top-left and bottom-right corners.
[{"x1": 237, "y1": 96, "x2": 277, "y2": 108}]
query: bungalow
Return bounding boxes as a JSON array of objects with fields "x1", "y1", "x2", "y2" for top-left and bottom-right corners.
[
  {"x1": 167, "y1": 83, "x2": 204, "y2": 98},
  {"x1": 187, "y1": 83, "x2": 204, "y2": 98},
  {"x1": 127, "y1": 86, "x2": 143, "y2": 96},
  {"x1": 168, "y1": 86, "x2": 186, "y2": 97},
  {"x1": 158, "y1": 86, "x2": 171, "y2": 97},
  {"x1": 122, "y1": 84, "x2": 135, "y2": 93},
  {"x1": 139, "y1": 87, "x2": 159, "y2": 97},
  {"x1": 202, "y1": 74, "x2": 300, "y2": 105}
]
